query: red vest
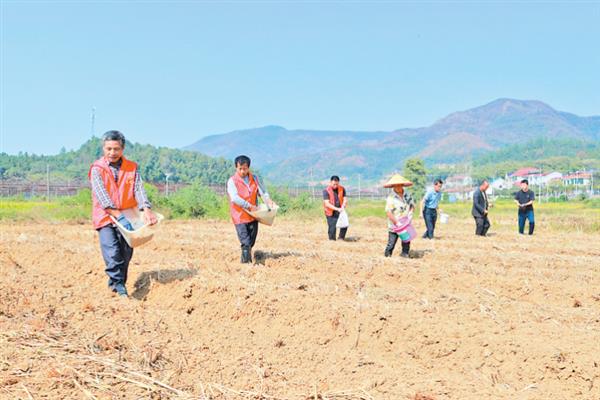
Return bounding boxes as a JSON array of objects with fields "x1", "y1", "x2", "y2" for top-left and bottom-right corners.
[
  {"x1": 324, "y1": 185, "x2": 345, "y2": 216},
  {"x1": 88, "y1": 157, "x2": 138, "y2": 229},
  {"x1": 229, "y1": 172, "x2": 259, "y2": 225}
]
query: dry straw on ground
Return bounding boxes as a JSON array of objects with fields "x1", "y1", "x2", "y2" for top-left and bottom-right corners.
[{"x1": 1, "y1": 213, "x2": 599, "y2": 399}]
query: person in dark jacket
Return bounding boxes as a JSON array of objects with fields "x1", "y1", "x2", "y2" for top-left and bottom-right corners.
[
  {"x1": 514, "y1": 179, "x2": 535, "y2": 235},
  {"x1": 472, "y1": 179, "x2": 491, "y2": 236}
]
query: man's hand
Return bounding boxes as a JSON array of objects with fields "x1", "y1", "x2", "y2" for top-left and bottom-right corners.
[
  {"x1": 143, "y1": 209, "x2": 158, "y2": 225},
  {"x1": 248, "y1": 205, "x2": 259, "y2": 212},
  {"x1": 117, "y1": 214, "x2": 134, "y2": 231}
]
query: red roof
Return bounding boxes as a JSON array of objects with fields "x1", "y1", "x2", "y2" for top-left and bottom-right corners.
[
  {"x1": 511, "y1": 167, "x2": 541, "y2": 177},
  {"x1": 563, "y1": 172, "x2": 592, "y2": 180}
]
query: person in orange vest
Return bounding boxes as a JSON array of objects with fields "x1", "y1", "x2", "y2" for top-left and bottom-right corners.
[
  {"x1": 323, "y1": 175, "x2": 348, "y2": 240},
  {"x1": 88, "y1": 131, "x2": 157, "y2": 297},
  {"x1": 227, "y1": 155, "x2": 275, "y2": 263}
]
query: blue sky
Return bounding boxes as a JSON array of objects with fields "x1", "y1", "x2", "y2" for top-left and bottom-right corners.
[{"x1": 1, "y1": 1, "x2": 599, "y2": 155}]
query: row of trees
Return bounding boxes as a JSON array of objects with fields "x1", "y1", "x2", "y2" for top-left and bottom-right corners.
[{"x1": 0, "y1": 137, "x2": 233, "y2": 184}]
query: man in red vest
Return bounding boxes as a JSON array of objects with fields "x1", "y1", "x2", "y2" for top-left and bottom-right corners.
[
  {"x1": 227, "y1": 155, "x2": 275, "y2": 263},
  {"x1": 323, "y1": 175, "x2": 348, "y2": 240},
  {"x1": 89, "y1": 131, "x2": 157, "y2": 297}
]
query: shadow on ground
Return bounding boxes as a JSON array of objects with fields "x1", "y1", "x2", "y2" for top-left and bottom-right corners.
[
  {"x1": 409, "y1": 249, "x2": 432, "y2": 259},
  {"x1": 253, "y1": 250, "x2": 302, "y2": 265},
  {"x1": 131, "y1": 268, "x2": 198, "y2": 300}
]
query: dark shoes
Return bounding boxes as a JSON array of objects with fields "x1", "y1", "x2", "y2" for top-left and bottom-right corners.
[
  {"x1": 241, "y1": 247, "x2": 252, "y2": 264},
  {"x1": 114, "y1": 283, "x2": 128, "y2": 297},
  {"x1": 384, "y1": 251, "x2": 410, "y2": 258}
]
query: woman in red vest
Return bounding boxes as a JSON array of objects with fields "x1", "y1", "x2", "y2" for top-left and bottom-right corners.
[
  {"x1": 323, "y1": 175, "x2": 348, "y2": 240},
  {"x1": 89, "y1": 131, "x2": 157, "y2": 297},
  {"x1": 227, "y1": 155, "x2": 275, "y2": 263}
]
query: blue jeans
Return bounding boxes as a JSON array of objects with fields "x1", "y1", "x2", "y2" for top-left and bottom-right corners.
[
  {"x1": 98, "y1": 225, "x2": 134, "y2": 288},
  {"x1": 518, "y1": 210, "x2": 535, "y2": 235},
  {"x1": 422, "y1": 207, "x2": 437, "y2": 239}
]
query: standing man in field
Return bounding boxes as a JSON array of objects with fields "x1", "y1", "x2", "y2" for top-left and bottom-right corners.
[
  {"x1": 89, "y1": 130, "x2": 157, "y2": 297},
  {"x1": 420, "y1": 178, "x2": 443, "y2": 239},
  {"x1": 227, "y1": 155, "x2": 275, "y2": 263},
  {"x1": 323, "y1": 175, "x2": 348, "y2": 241},
  {"x1": 472, "y1": 179, "x2": 491, "y2": 236},
  {"x1": 514, "y1": 179, "x2": 535, "y2": 235}
]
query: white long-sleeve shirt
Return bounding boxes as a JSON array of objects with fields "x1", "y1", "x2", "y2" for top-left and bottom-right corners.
[{"x1": 226, "y1": 174, "x2": 269, "y2": 209}]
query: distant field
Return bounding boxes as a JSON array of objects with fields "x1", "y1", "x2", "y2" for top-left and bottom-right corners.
[{"x1": 2, "y1": 196, "x2": 599, "y2": 233}]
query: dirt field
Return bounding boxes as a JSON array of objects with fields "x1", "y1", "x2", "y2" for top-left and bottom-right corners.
[{"x1": 1, "y1": 212, "x2": 600, "y2": 399}]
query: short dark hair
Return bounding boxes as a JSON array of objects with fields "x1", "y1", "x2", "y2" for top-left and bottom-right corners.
[
  {"x1": 330, "y1": 175, "x2": 340, "y2": 182},
  {"x1": 234, "y1": 155, "x2": 251, "y2": 167},
  {"x1": 521, "y1": 179, "x2": 529, "y2": 185},
  {"x1": 102, "y1": 130, "x2": 126, "y2": 147},
  {"x1": 434, "y1": 178, "x2": 444, "y2": 185},
  {"x1": 479, "y1": 179, "x2": 488, "y2": 186}
]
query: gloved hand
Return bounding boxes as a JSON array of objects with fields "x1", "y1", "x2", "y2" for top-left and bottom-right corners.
[{"x1": 117, "y1": 214, "x2": 134, "y2": 231}]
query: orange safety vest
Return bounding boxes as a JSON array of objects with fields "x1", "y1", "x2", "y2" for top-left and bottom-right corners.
[
  {"x1": 229, "y1": 172, "x2": 259, "y2": 225},
  {"x1": 324, "y1": 185, "x2": 345, "y2": 217},
  {"x1": 88, "y1": 157, "x2": 138, "y2": 229}
]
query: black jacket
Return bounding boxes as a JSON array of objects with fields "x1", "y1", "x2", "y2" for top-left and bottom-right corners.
[{"x1": 472, "y1": 188, "x2": 489, "y2": 218}]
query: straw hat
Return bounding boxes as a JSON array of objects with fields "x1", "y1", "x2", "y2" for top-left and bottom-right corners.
[{"x1": 383, "y1": 174, "x2": 413, "y2": 188}]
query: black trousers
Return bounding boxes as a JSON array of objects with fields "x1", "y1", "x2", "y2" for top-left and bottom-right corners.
[
  {"x1": 474, "y1": 216, "x2": 491, "y2": 236},
  {"x1": 384, "y1": 232, "x2": 410, "y2": 256},
  {"x1": 326, "y1": 215, "x2": 347, "y2": 240},
  {"x1": 423, "y1": 207, "x2": 438, "y2": 239},
  {"x1": 98, "y1": 225, "x2": 133, "y2": 288},
  {"x1": 235, "y1": 221, "x2": 259, "y2": 249}
]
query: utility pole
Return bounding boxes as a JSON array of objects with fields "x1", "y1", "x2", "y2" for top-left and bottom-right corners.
[
  {"x1": 165, "y1": 173, "x2": 172, "y2": 196},
  {"x1": 46, "y1": 164, "x2": 50, "y2": 201},
  {"x1": 309, "y1": 168, "x2": 314, "y2": 200},
  {"x1": 90, "y1": 107, "x2": 96, "y2": 136}
]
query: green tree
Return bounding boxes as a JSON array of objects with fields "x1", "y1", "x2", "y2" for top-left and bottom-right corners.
[{"x1": 403, "y1": 158, "x2": 427, "y2": 200}]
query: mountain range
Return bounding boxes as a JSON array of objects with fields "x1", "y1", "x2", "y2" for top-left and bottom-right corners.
[{"x1": 184, "y1": 99, "x2": 600, "y2": 184}]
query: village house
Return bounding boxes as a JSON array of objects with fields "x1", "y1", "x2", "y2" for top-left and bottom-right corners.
[
  {"x1": 509, "y1": 167, "x2": 542, "y2": 185},
  {"x1": 562, "y1": 172, "x2": 592, "y2": 186}
]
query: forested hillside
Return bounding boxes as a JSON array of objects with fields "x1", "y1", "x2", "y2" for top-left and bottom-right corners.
[{"x1": 0, "y1": 137, "x2": 232, "y2": 184}]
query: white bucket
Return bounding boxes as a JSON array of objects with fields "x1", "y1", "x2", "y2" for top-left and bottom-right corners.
[
  {"x1": 440, "y1": 213, "x2": 449, "y2": 224},
  {"x1": 246, "y1": 204, "x2": 279, "y2": 226},
  {"x1": 110, "y1": 208, "x2": 164, "y2": 248}
]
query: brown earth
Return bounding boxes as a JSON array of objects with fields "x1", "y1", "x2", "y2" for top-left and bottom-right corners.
[{"x1": 1, "y1": 214, "x2": 600, "y2": 399}]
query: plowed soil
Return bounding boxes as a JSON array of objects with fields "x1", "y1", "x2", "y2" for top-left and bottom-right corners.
[{"x1": 1, "y1": 213, "x2": 600, "y2": 399}]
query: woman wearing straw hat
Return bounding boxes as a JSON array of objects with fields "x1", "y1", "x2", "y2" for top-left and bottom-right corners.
[{"x1": 383, "y1": 174, "x2": 415, "y2": 258}]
